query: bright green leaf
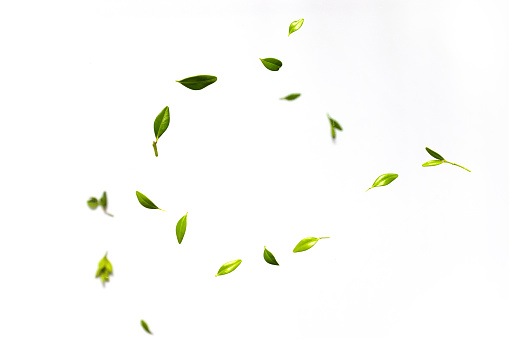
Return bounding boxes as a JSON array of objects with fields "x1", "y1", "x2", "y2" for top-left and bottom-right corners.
[
  {"x1": 366, "y1": 173, "x2": 398, "y2": 191},
  {"x1": 176, "y1": 212, "x2": 188, "y2": 244},
  {"x1": 293, "y1": 237, "x2": 329, "y2": 253},
  {"x1": 280, "y1": 93, "x2": 301, "y2": 101},
  {"x1": 141, "y1": 320, "x2": 152, "y2": 335},
  {"x1": 260, "y1": 58, "x2": 283, "y2": 71},
  {"x1": 216, "y1": 259, "x2": 242, "y2": 277},
  {"x1": 263, "y1": 246, "x2": 279, "y2": 265},
  {"x1": 154, "y1": 106, "x2": 170, "y2": 141},
  {"x1": 136, "y1": 191, "x2": 163, "y2": 211},
  {"x1": 87, "y1": 197, "x2": 98, "y2": 210},
  {"x1": 95, "y1": 252, "x2": 113, "y2": 286},
  {"x1": 176, "y1": 75, "x2": 217, "y2": 90},
  {"x1": 288, "y1": 18, "x2": 304, "y2": 36},
  {"x1": 422, "y1": 160, "x2": 444, "y2": 167},
  {"x1": 425, "y1": 147, "x2": 445, "y2": 160}
]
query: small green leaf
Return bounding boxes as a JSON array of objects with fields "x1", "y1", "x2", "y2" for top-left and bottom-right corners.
[
  {"x1": 99, "y1": 191, "x2": 107, "y2": 209},
  {"x1": 215, "y1": 259, "x2": 242, "y2": 277},
  {"x1": 87, "y1": 197, "x2": 98, "y2": 210},
  {"x1": 422, "y1": 160, "x2": 444, "y2": 167},
  {"x1": 280, "y1": 93, "x2": 301, "y2": 101},
  {"x1": 263, "y1": 246, "x2": 279, "y2": 265},
  {"x1": 136, "y1": 191, "x2": 163, "y2": 211},
  {"x1": 95, "y1": 252, "x2": 113, "y2": 286},
  {"x1": 366, "y1": 173, "x2": 398, "y2": 191},
  {"x1": 176, "y1": 212, "x2": 188, "y2": 244},
  {"x1": 425, "y1": 147, "x2": 445, "y2": 160},
  {"x1": 176, "y1": 75, "x2": 217, "y2": 90},
  {"x1": 327, "y1": 114, "x2": 342, "y2": 141},
  {"x1": 154, "y1": 106, "x2": 170, "y2": 141},
  {"x1": 293, "y1": 237, "x2": 329, "y2": 253},
  {"x1": 141, "y1": 320, "x2": 152, "y2": 335},
  {"x1": 260, "y1": 58, "x2": 283, "y2": 71},
  {"x1": 288, "y1": 18, "x2": 304, "y2": 36}
]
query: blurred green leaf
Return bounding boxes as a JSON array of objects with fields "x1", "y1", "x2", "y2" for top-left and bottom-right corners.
[
  {"x1": 95, "y1": 252, "x2": 113, "y2": 286},
  {"x1": 87, "y1": 197, "x2": 98, "y2": 210},
  {"x1": 280, "y1": 93, "x2": 301, "y2": 101},
  {"x1": 141, "y1": 320, "x2": 152, "y2": 335}
]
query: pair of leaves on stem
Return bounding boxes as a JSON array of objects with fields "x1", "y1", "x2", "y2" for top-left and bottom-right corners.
[
  {"x1": 280, "y1": 93, "x2": 301, "y2": 101},
  {"x1": 176, "y1": 75, "x2": 217, "y2": 90},
  {"x1": 152, "y1": 106, "x2": 170, "y2": 157},
  {"x1": 141, "y1": 320, "x2": 152, "y2": 335},
  {"x1": 87, "y1": 192, "x2": 113, "y2": 217},
  {"x1": 95, "y1": 252, "x2": 113, "y2": 286},
  {"x1": 422, "y1": 147, "x2": 471, "y2": 172},
  {"x1": 289, "y1": 18, "x2": 304, "y2": 36},
  {"x1": 327, "y1": 114, "x2": 342, "y2": 141},
  {"x1": 260, "y1": 58, "x2": 283, "y2": 71},
  {"x1": 136, "y1": 191, "x2": 164, "y2": 211},
  {"x1": 366, "y1": 173, "x2": 399, "y2": 191}
]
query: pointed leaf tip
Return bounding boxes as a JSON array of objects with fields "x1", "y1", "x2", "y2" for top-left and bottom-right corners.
[
  {"x1": 263, "y1": 246, "x2": 279, "y2": 265},
  {"x1": 176, "y1": 75, "x2": 217, "y2": 90},
  {"x1": 141, "y1": 320, "x2": 152, "y2": 334},
  {"x1": 216, "y1": 259, "x2": 242, "y2": 276},
  {"x1": 288, "y1": 18, "x2": 304, "y2": 36},
  {"x1": 260, "y1": 58, "x2": 283, "y2": 71},
  {"x1": 135, "y1": 191, "x2": 161, "y2": 210}
]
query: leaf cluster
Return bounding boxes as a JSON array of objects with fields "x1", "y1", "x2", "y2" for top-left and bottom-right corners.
[
  {"x1": 95, "y1": 253, "x2": 113, "y2": 286},
  {"x1": 87, "y1": 191, "x2": 113, "y2": 217}
]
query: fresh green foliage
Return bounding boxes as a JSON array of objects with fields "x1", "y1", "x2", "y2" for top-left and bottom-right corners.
[
  {"x1": 87, "y1": 192, "x2": 113, "y2": 216},
  {"x1": 176, "y1": 75, "x2": 217, "y2": 90},
  {"x1": 152, "y1": 106, "x2": 170, "y2": 157},
  {"x1": 87, "y1": 197, "x2": 98, "y2": 209},
  {"x1": 288, "y1": 18, "x2": 304, "y2": 36},
  {"x1": 260, "y1": 58, "x2": 283, "y2": 71},
  {"x1": 135, "y1": 191, "x2": 164, "y2": 211},
  {"x1": 293, "y1": 237, "x2": 330, "y2": 253},
  {"x1": 176, "y1": 212, "x2": 188, "y2": 244},
  {"x1": 280, "y1": 93, "x2": 301, "y2": 101},
  {"x1": 141, "y1": 320, "x2": 152, "y2": 335},
  {"x1": 215, "y1": 259, "x2": 242, "y2": 277},
  {"x1": 327, "y1": 114, "x2": 342, "y2": 141},
  {"x1": 422, "y1": 147, "x2": 471, "y2": 172},
  {"x1": 366, "y1": 173, "x2": 399, "y2": 191},
  {"x1": 95, "y1": 252, "x2": 113, "y2": 286},
  {"x1": 263, "y1": 246, "x2": 279, "y2": 265}
]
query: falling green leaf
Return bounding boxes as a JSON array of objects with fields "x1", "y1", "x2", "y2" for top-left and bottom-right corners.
[
  {"x1": 95, "y1": 252, "x2": 113, "y2": 286},
  {"x1": 215, "y1": 259, "x2": 242, "y2": 277},
  {"x1": 98, "y1": 191, "x2": 113, "y2": 217},
  {"x1": 288, "y1": 18, "x2": 304, "y2": 36},
  {"x1": 141, "y1": 320, "x2": 152, "y2": 335},
  {"x1": 327, "y1": 114, "x2": 342, "y2": 141},
  {"x1": 136, "y1": 191, "x2": 164, "y2": 211},
  {"x1": 263, "y1": 246, "x2": 279, "y2": 265},
  {"x1": 422, "y1": 147, "x2": 471, "y2": 172},
  {"x1": 422, "y1": 160, "x2": 444, "y2": 167},
  {"x1": 280, "y1": 93, "x2": 301, "y2": 101},
  {"x1": 176, "y1": 212, "x2": 188, "y2": 244},
  {"x1": 366, "y1": 173, "x2": 398, "y2": 191},
  {"x1": 176, "y1": 75, "x2": 217, "y2": 90},
  {"x1": 87, "y1": 197, "x2": 98, "y2": 209},
  {"x1": 293, "y1": 237, "x2": 329, "y2": 253},
  {"x1": 260, "y1": 58, "x2": 283, "y2": 71},
  {"x1": 152, "y1": 106, "x2": 170, "y2": 157},
  {"x1": 425, "y1": 147, "x2": 445, "y2": 160}
]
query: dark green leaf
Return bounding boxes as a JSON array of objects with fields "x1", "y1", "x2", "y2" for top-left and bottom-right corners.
[
  {"x1": 135, "y1": 191, "x2": 163, "y2": 210},
  {"x1": 176, "y1": 75, "x2": 217, "y2": 90},
  {"x1": 99, "y1": 191, "x2": 107, "y2": 209},
  {"x1": 87, "y1": 197, "x2": 98, "y2": 210},
  {"x1": 263, "y1": 246, "x2": 279, "y2": 265},
  {"x1": 288, "y1": 18, "x2": 304, "y2": 36},
  {"x1": 327, "y1": 114, "x2": 342, "y2": 141},
  {"x1": 366, "y1": 173, "x2": 398, "y2": 191},
  {"x1": 293, "y1": 237, "x2": 329, "y2": 253},
  {"x1": 422, "y1": 160, "x2": 444, "y2": 167},
  {"x1": 425, "y1": 147, "x2": 445, "y2": 160},
  {"x1": 154, "y1": 106, "x2": 170, "y2": 141},
  {"x1": 95, "y1": 252, "x2": 113, "y2": 286},
  {"x1": 141, "y1": 320, "x2": 152, "y2": 335},
  {"x1": 215, "y1": 259, "x2": 242, "y2": 277},
  {"x1": 260, "y1": 58, "x2": 283, "y2": 71},
  {"x1": 280, "y1": 93, "x2": 301, "y2": 101},
  {"x1": 176, "y1": 212, "x2": 188, "y2": 244}
]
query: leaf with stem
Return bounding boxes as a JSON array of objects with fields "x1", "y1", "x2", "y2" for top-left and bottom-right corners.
[
  {"x1": 422, "y1": 147, "x2": 471, "y2": 172},
  {"x1": 366, "y1": 173, "x2": 398, "y2": 191},
  {"x1": 293, "y1": 237, "x2": 329, "y2": 253},
  {"x1": 136, "y1": 191, "x2": 164, "y2": 211},
  {"x1": 152, "y1": 106, "x2": 170, "y2": 157},
  {"x1": 99, "y1": 191, "x2": 113, "y2": 217}
]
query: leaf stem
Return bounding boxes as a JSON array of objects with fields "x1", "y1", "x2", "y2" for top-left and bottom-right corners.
[
  {"x1": 319, "y1": 237, "x2": 330, "y2": 240},
  {"x1": 104, "y1": 211, "x2": 114, "y2": 217},
  {"x1": 365, "y1": 187, "x2": 372, "y2": 192},
  {"x1": 152, "y1": 141, "x2": 158, "y2": 157},
  {"x1": 445, "y1": 160, "x2": 471, "y2": 172}
]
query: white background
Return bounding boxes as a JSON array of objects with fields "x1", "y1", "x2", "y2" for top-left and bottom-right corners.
[{"x1": 1, "y1": 0, "x2": 509, "y2": 338}]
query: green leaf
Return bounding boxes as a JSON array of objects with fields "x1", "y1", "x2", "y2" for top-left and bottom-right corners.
[
  {"x1": 366, "y1": 173, "x2": 398, "y2": 191},
  {"x1": 280, "y1": 93, "x2": 301, "y2": 101},
  {"x1": 327, "y1": 114, "x2": 342, "y2": 141},
  {"x1": 288, "y1": 18, "x2": 304, "y2": 36},
  {"x1": 176, "y1": 75, "x2": 217, "y2": 90},
  {"x1": 87, "y1": 197, "x2": 98, "y2": 210},
  {"x1": 425, "y1": 147, "x2": 445, "y2": 160},
  {"x1": 141, "y1": 320, "x2": 152, "y2": 335},
  {"x1": 260, "y1": 58, "x2": 283, "y2": 71},
  {"x1": 154, "y1": 106, "x2": 170, "y2": 141},
  {"x1": 176, "y1": 212, "x2": 188, "y2": 244},
  {"x1": 215, "y1": 259, "x2": 242, "y2": 277},
  {"x1": 422, "y1": 160, "x2": 444, "y2": 167},
  {"x1": 293, "y1": 237, "x2": 329, "y2": 253},
  {"x1": 263, "y1": 246, "x2": 279, "y2": 265},
  {"x1": 135, "y1": 191, "x2": 163, "y2": 211},
  {"x1": 95, "y1": 252, "x2": 113, "y2": 286},
  {"x1": 99, "y1": 191, "x2": 107, "y2": 209}
]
